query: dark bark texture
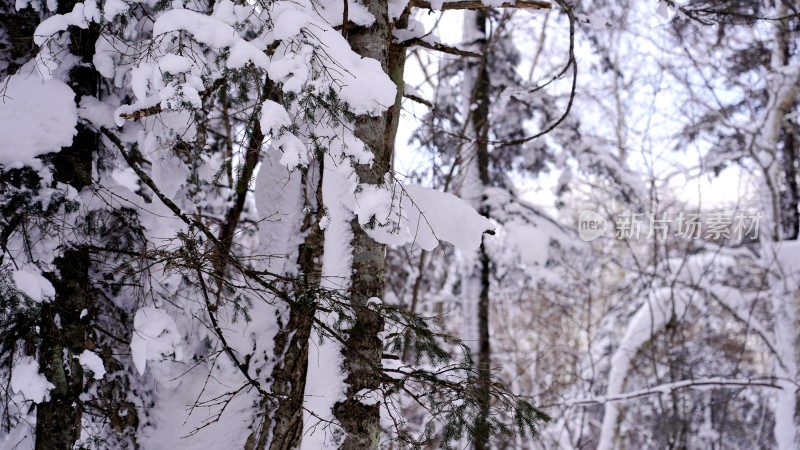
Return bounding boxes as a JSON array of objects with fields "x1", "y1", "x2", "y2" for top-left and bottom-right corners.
[
  {"x1": 0, "y1": 3, "x2": 38, "y2": 77},
  {"x1": 469, "y1": 10, "x2": 492, "y2": 450},
  {"x1": 246, "y1": 168, "x2": 324, "y2": 450},
  {"x1": 331, "y1": 0, "x2": 404, "y2": 446},
  {"x1": 35, "y1": 3, "x2": 100, "y2": 448},
  {"x1": 37, "y1": 251, "x2": 90, "y2": 450}
]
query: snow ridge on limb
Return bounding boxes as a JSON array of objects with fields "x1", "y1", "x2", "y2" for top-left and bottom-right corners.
[
  {"x1": 597, "y1": 287, "x2": 691, "y2": 450},
  {"x1": 356, "y1": 182, "x2": 495, "y2": 252}
]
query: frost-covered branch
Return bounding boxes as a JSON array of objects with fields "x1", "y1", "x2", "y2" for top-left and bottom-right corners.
[
  {"x1": 116, "y1": 78, "x2": 228, "y2": 120},
  {"x1": 409, "y1": 0, "x2": 551, "y2": 11},
  {"x1": 564, "y1": 377, "x2": 782, "y2": 406}
]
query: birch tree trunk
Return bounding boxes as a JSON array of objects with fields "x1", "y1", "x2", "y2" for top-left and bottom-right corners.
[{"x1": 754, "y1": 4, "x2": 800, "y2": 447}]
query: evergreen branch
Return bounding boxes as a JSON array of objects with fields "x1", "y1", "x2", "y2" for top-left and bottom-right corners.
[
  {"x1": 117, "y1": 78, "x2": 226, "y2": 120},
  {"x1": 117, "y1": 104, "x2": 162, "y2": 121}
]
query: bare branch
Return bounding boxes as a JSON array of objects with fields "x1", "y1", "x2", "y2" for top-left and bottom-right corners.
[
  {"x1": 409, "y1": 0, "x2": 550, "y2": 11},
  {"x1": 402, "y1": 37, "x2": 481, "y2": 58},
  {"x1": 404, "y1": 93, "x2": 433, "y2": 107},
  {"x1": 561, "y1": 377, "x2": 783, "y2": 407},
  {"x1": 495, "y1": 0, "x2": 575, "y2": 147}
]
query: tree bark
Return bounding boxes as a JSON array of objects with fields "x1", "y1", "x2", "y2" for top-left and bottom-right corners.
[
  {"x1": 781, "y1": 118, "x2": 799, "y2": 240},
  {"x1": 35, "y1": 3, "x2": 100, "y2": 448},
  {"x1": 37, "y1": 251, "x2": 90, "y2": 450},
  {"x1": 469, "y1": 10, "x2": 492, "y2": 450},
  {"x1": 331, "y1": 0, "x2": 405, "y2": 446},
  {"x1": 246, "y1": 167, "x2": 324, "y2": 450}
]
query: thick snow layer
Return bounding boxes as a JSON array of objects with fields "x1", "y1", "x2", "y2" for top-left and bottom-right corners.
[
  {"x1": 33, "y1": 2, "x2": 90, "y2": 45},
  {"x1": 130, "y1": 63, "x2": 153, "y2": 102},
  {"x1": 10, "y1": 358, "x2": 54, "y2": 404},
  {"x1": 77, "y1": 350, "x2": 106, "y2": 380},
  {"x1": 158, "y1": 53, "x2": 193, "y2": 75},
  {"x1": 78, "y1": 96, "x2": 118, "y2": 129},
  {"x1": 150, "y1": 153, "x2": 189, "y2": 200},
  {"x1": 275, "y1": 134, "x2": 309, "y2": 168},
  {"x1": 130, "y1": 307, "x2": 184, "y2": 375},
  {"x1": 0, "y1": 75, "x2": 77, "y2": 166},
  {"x1": 273, "y1": 8, "x2": 311, "y2": 40},
  {"x1": 254, "y1": 152, "x2": 306, "y2": 274},
  {"x1": 153, "y1": 10, "x2": 270, "y2": 70},
  {"x1": 260, "y1": 100, "x2": 292, "y2": 135},
  {"x1": 314, "y1": 28, "x2": 396, "y2": 115},
  {"x1": 357, "y1": 183, "x2": 494, "y2": 251},
  {"x1": 262, "y1": 0, "x2": 395, "y2": 116},
  {"x1": 301, "y1": 154, "x2": 352, "y2": 450},
  {"x1": 12, "y1": 270, "x2": 55, "y2": 303}
]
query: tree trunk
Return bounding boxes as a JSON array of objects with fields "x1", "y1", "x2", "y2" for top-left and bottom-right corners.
[
  {"x1": 756, "y1": 5, "x2": 800, "y2": 448},
  {"x1": 781, "y1": 118, "x2": 799, "y2": 240},
  {"x1": 35, "y1": 3, "x2": 100, "y2": 447},
  {"x1": 246, "y1": 168, "x2": 324, "y2": 450},
  {"x1": 37, "y1": 251, "x2": 91, "y2": 450},
  {"x1": 465, "y1": 10, "x2": 493, "y2": 450},
  {"x1": 331, "y1": 0, "x2": 405, "y2": 446}
]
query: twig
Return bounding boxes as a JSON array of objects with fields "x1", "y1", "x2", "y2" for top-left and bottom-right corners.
[
  {"x1": 402, "y1": 37, "x2": 481, "y2": 58},
  {"x1": 404, "y1": 93, "x2": 433, "y2": 108},
  {"x1": 408, "y1": 0, "x2": 551, "y2": 11},
  {"x1": 559, "y1": 377, "x2": 783, "y2": 407}
]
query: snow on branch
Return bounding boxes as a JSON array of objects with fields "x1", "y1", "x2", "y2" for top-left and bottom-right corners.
[
  {"x1": 356, "y1": 183, "x2": 495, "y2": 252},
  {"x1": 564, "y1": 377, "x2": 782, "y2": 407},
  {"x1": 408, "y1": 0, "x2": 551, "y2": 11},
  {"x1": 116, "y1": 78, "x2": 226, "y2": 121},
  {"x1": 597, "y1": 287, "x2": 690, "y2": 450}
]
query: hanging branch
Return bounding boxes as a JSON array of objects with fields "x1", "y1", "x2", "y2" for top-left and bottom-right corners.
[{"x1": 493, "y1": 0, "x2": 576, "y2": 147}]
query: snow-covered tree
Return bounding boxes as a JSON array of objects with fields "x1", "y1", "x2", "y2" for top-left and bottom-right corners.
[{"x1": 0, "y1": 0, "x2": 551, "y2": 448}]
